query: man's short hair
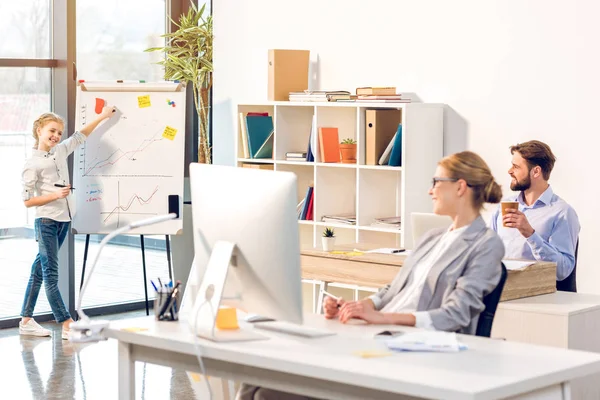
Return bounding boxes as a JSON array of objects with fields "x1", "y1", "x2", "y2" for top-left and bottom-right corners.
[{"x1": 510, "y1": 140, "x2": 556, "y2": 180}]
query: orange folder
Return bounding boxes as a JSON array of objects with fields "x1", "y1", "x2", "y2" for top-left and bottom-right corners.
[{"x1": 318, "y1": 127, "x2": 340, "y2": 163}]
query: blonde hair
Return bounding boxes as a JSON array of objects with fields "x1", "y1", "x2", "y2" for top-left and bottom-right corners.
[
  {"x1": 438, "y1": 151, "x2": 502, "y2": 210},
  {"x1": 32, "y1": 112, "x2": 65, "y2": 149}
]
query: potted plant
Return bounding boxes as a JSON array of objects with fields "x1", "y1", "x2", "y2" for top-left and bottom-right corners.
[
  {"x1": 322, "y1": 227, "x2": 336, "y2": 251},
  {"x1": 146, "y1": 3, "x2": 213, "y2": 163},
  {"x1": 340, "y1": 138, "x2": 357, "y2": 164}
]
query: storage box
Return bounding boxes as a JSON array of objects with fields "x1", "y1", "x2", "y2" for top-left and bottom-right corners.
[{"x1": 268, "y1": 49, "x2": 310, "y2": 101}]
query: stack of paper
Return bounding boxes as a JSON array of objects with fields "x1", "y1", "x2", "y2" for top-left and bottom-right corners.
[
  {"x1": 370, "y1": 216, "x2": 401, "y2": 229},
  {"x1": 321, "y1": 214, "x2": 356, "y2": 225},
  {"x1": 385, "y1": 331, "x2": 468, "y2": 353}
]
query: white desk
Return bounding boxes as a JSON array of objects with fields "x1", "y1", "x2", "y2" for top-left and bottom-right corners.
[
  {"x1": 493, "y1": 291, "x2": 600, "y2": 399},
  {"x1": 104, "y1": 313, "x2": 600, "y2": 400}
]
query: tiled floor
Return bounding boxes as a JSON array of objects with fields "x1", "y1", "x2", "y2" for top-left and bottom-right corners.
[{"x1": 0, "y1": 311, "x2": 198, "y2": 399}]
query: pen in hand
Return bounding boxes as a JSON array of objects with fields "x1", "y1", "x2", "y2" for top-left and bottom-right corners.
[
  {"x1": 54, "y1": 183, "x2": 75, "y2": 190},
  {"x1": 322, "y1": 289, "x2": 342, "y2": 309}
]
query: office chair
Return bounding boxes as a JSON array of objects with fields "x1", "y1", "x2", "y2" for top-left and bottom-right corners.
[
  {"x1": 475, "y1": 263, "x2": 508, "y2": 338},
  {"x1": 556, "y1": 239, "x2": 579, "y2": 293}
]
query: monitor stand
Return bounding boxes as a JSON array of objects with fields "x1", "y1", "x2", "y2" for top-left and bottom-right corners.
[{"x1": 188, "y1": 241, "x2": 268, "y2": 342}]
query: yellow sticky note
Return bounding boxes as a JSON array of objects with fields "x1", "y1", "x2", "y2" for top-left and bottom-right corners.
[
  {"x1": 331, "y1": 251, "x2": 363, "y2": 256},
  {"x1": 121, "y1": 327, "x2": 148, "y2": 333},
  {"x1": 216, "y1": 307, "x2": 239, "y2": 330},
  {"x1": 138, "y1": 95, "x2": 151, "y2": 108},
  {"x1": 353, "y1": 350, "x2": 393, "y2": 359},
  {"x1": 162, "y1": 126, "x2": 178, "y2": 140}
]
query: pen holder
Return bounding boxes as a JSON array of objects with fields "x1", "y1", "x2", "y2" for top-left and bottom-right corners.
[{"x1": 154, "y1": 289, "x2": 180, "y2": 321}]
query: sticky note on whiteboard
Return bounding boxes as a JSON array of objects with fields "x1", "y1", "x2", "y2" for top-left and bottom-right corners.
[
  {"x1": 162, "y1": 126, "x2": 178, "y2": 140},
  {"x1": 137, "y1": 95, "x2": 151, "y2": 108}
]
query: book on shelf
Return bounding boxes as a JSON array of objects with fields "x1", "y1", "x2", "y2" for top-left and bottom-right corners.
[
  {"x1": 318, "y1": 127, "x2": 341, "y2": 163},
  {"x1": 327, "y1": 93, "x2": 357, "y2": 102},
  {"x1": 289, "y1": 90, "x2": 350, "y2": 102},
  {"x1": 297, "y1": 198, "x2": 306, "y2": 218},
  {"x1": 286, "y1": 157, "x2": 307, "y2": 162},
  {"x1": 356, "y1": 87, "x2": 396, "y2": 96},
  {"x1": 387, "y1": 124, "x2": 403, "y2": 167},
  {"x1": 306, "y1": 114, "x2": 318, "y2": 162},
  {"x1": 321, "y1": 213, "x2": 356, "y2": 225},
  {"x1": 365, "y1": 109, "x2": 401, "y2": 165},
  {"x1": 299, "y1": 185, "x2": 314, "y2": 220},
  {"x1": 240, "y1": 114, "x2": 274, "y2": 159},
  {"x1": 370, "y1": 216, "x2": 401, "y2": 230},
  {"x1": 286, "y1": 151, "x2": 307, "y2": 158},
  {"x1": 242, "y1": 163, "x2": 274, "y2": 170}
]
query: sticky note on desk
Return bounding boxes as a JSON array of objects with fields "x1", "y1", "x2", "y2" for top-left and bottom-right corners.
[
  {"x1": 162, "y1": 126, "x2": 178, "y2": 140},
  {"x1": 137, "y1": 95, "x2": 151, "y2": 108},
  {"x1": 353, "y1": 350, "x2": 393, "y2": 358},
  {"x1": 121, "y1": 327, "x2": 148, "y2": 333},
  {"x1": 331, "y1": 251, "x2": 364, "y2": 256}
]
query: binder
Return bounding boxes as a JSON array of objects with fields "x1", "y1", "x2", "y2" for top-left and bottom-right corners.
[
  {"x1": 268, "y1": 49, "x2": 310, "y2": 101},
  {"x1": 365, "y1": 109, "x2": 401, "y2": 165}
]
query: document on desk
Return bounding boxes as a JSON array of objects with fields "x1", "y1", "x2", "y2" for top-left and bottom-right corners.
[
  {"x1": 503, "y1": 259, "x2": 536, "y2": 271},
  {"x1": 385, "y1": 331, "x2": 468, "y2": 353}
]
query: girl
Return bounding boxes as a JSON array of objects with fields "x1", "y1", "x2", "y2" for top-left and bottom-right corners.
[{"x1": 20, "y1": 106, "x2": 116, "y2": 339}]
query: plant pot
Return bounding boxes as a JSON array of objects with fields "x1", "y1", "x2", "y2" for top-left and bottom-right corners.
[
  {"x1": 339, "y1": 144, "x2": 357, "y2": 164},
  {"x1": 322, "y1": 237, "x2": 336, "y2": 252}
]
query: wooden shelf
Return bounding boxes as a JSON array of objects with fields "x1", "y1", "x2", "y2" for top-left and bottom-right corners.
[{"x1": 236, "y1": 101, "x2": 443, "y2": 249}]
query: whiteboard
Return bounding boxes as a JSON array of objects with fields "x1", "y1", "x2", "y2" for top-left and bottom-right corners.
[{"x1": 72, "y1": 82, "x2": 186, "y2": 235}]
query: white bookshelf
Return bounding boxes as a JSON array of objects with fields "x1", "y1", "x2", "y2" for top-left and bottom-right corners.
[{"x1": 236, "y1": 102, "x2": 444, "y2": 249}]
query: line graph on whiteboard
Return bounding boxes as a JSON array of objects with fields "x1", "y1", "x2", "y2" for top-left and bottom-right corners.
[
  {"x1": 77, "y1": 103, "x2": 180, "y2": 178},
  {"x1": 98, "y1": 181, "x2": 160, "y2": 229}
]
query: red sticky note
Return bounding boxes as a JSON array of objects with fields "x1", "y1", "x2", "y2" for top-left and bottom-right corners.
[{"x1": 95, "y1": 98, "x2": 105, "y2": 114}]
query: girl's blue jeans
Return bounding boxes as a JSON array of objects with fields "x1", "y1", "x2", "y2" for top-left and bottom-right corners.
[{"x1": 21, "y1": 218, "x2": 71, "y2": 323}]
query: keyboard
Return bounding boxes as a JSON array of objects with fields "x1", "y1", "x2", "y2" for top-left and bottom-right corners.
[{"x1": 252, "y1": 321, "x2": 336, "y2": 338}]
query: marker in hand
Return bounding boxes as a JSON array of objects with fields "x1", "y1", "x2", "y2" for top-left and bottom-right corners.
[{"x1": 54, "y1": 183, "x2": 75, "y2": 190}]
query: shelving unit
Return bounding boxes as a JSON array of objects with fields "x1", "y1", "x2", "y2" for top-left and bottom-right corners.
[{"x1": 236, "y1": 101, "x2": 444, "y2": 249}]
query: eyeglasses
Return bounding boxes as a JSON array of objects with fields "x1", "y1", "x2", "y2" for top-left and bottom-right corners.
[{"x1": 431, "y1": 177, "x2": 459, "y2": 189}]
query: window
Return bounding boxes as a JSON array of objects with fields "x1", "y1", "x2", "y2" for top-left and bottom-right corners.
[
  {"x1": 0, "y1": 1, "x2": 51, "y2": 59},
  {"x1": 74, "y1": 0, "x2": 168, "y2": 309}
]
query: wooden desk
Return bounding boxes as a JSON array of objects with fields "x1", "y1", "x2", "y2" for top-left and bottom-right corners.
[{"x1": 301, "y1": 245, "x2": 556, "y2": 302}]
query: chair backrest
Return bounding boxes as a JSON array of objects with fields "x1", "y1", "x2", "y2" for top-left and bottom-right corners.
[
  {"x1": 556, "y1": 239, "x2": 579, "y2": 293},
  {"x1": 475, "y1": 263, "x2": 508, "y2": 337},
  {"x1": 410, "y1": 212, "x2": 452, "y2": 246}
]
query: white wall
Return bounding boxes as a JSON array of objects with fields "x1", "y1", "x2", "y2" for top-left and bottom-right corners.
[{"x1": 213, "y1": 0, "x2": 600, "y2": 294}]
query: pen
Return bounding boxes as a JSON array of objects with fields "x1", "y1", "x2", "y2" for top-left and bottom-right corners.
[
  {"x1": 321, "y1": 289, "x2": 342, "y2": 308},
  {"x1": 392, "y1": 249, "x2": 405, "y2": 253},
  {"x1": 54, "y1": 184, "x2": 75, "y2": 190},
  {"x1": 150, "y1": 280, "x2": 158, "y2": 292}
]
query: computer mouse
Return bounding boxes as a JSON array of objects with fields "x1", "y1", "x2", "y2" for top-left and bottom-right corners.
[{"x1": 244, "y1": 314, "x2": 275, "y2": 323}]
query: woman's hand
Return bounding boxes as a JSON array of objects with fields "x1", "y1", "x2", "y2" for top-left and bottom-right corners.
[
  {"x1": 323, "y1": 296, "x2": 345, "y2": 319},
  {"x1": 338, "y1": 300, "x2": 387, "y2": 324}
]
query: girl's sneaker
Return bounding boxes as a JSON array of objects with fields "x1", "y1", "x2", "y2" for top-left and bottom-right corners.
[{"x1": 19, "y1": 319, "x2": 51, "y2": 337}]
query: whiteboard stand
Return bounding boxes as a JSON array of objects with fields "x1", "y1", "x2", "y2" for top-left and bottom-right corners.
[{"x1": 77, "y1": 233, "x2": 174, "y2": 317}]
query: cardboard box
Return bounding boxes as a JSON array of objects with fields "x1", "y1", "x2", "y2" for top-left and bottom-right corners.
[{"x1": 268, "y1": 49, "x2": 310, "y2": 101}]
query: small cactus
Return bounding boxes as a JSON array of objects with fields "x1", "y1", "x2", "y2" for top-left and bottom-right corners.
[
  {"x1": 341, "y1": 138, "x2": 356, "y2": 145},
  {"x1": 323, "y1": 227, "x2": 335, "y2": 238}
]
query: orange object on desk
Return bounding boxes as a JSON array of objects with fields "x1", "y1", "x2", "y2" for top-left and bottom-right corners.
[{"x1": 216, "y1": 307, "x2": 239, "y2": 330}]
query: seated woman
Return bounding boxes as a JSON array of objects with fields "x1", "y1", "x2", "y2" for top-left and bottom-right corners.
[{"x1": 237, "y1": 151, "x2": 505, "y2": 400}]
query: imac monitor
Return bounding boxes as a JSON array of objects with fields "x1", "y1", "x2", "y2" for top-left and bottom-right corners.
[{"x1": 189, "y1": 163, "x2": 303, "y2": 341}]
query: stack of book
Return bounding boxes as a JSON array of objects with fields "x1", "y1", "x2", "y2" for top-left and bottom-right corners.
[
  {"x1": 239, "y1": 112, "x2": 274, "y2": 159},
  {"x1": 370, "y1": 216, "x2": 401, "y2": 230},
  {"x1": 285, "y1": 151, "x2": 307, "y2": 161},
  {"x1": 289, "y1": 90, "x2": 350, "y2": 102},
  {"x1": 356, "y1": 87, "x2": 412, "y2": 103},
  {"x1": 321, "y1": 214, "x2": 356, "y2": 225}
]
